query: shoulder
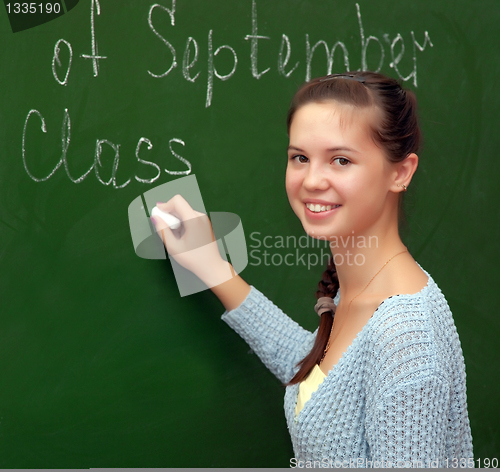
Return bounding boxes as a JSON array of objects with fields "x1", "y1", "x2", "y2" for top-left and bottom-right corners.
[{"x1": 362, "y1": 273, "x2": 465, "y2": 394}]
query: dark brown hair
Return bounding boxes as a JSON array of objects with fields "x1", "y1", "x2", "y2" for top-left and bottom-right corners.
[{"x1": 287, "y1": 71, "x2": 421, "y2": 385}]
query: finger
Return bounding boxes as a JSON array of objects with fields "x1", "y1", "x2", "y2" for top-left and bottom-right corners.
[
  {"x1": 150, "y1": 213, "x2": 170, "y2": 238},
  {"x1": 157, "y1": 195, "x2": 203, "y2": 223},
  {"x1": 151, "y1": 216, "x2": 183, "y2": 254},
  {"x1": 151, "y1": 207, "x2": 181, "y2": 230}
]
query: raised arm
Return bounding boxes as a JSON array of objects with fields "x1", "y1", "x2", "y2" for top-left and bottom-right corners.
[
  {"x1": 152, "y1": 195, "x2": 314, "y2": 383},
  {"x1": 222, "y1": 286, "x2": 315, "y2": 384},
  {"x1": 151, "y1": 195, "x2": 251, "y2": 310}
]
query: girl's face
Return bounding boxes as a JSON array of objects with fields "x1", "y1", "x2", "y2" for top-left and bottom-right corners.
[{"x1": 286, "y1": 101, "x2": 398, "y2": 241}]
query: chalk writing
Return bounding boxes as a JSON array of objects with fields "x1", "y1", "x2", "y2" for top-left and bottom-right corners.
[
  {"x1": 145, "y1": 2, "x2": 433, "y2": 107},
  {"x1": 357, "y1": 3, "x2": 384, "y2": 73},
  {"x1": 244, "y1": 0, "x2": 270, "y2": 80},
  {"x1": 206, "y1": 29, "x2": 238, "y2": 107},
  {"x1": 408, "y1": 31, "x2": 433, "y2": 87},
  {"x1": 25, "y1": 0, "x2": 434, "y2": 187},
  {"x1": 305, "y1": 35, "x2": 350, "y2": 82},
  {"x1": 94, "y1": 139, "x2": 124, "y2": 188},
  {"x1": 23, "y1": 109, "x2": 58, "y2": 182},
  {"x1": 278, "y1": 34, "x2": 299, "y2": 78},
  {"x1": 166, "y1": 139, "x2": 191, "y2": 176},
  {"x1": 22, "y1": 108, "x2": 192, "y2": 187},
  {"x1": 80, "y1": 0, "x2": 107, "y2": 77},
  {"x1": 52, "y1": 39, "x2": 73, "y2": 86},
  {"x1": 147, "y1": 2, "x2": 177, "y2": 78},
  {"x1": 135, "y1": 138, "x2": 160, "y2": 184},
  {"x1": 52, "y1": 0, "x2": 108, "y2": 85},
  {"x1": 182, "y1": 37, "x2": 200, "y2": 82},
  {"x1": 61, "y1": 108, "x2": 93, "y2": 184}
]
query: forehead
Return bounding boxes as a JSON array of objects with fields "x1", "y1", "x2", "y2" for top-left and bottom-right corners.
[
  {"x1": 289, "y1": 101, "x2": 380, "y2": 137},
  {"x1": 288, "y1": 101, "x2": 387, "y2": 159}
]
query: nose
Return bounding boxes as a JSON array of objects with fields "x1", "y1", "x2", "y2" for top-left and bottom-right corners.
[{"x1": 303, "y1": 162, "x2": 330, "y2": 191}]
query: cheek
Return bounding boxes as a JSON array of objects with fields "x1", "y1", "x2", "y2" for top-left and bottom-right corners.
[
  {"x1": 285, "y1": 170, "x2": 304, "y2": 218},
  {"x1": 285, "y1": 168, "x2": 300, "y2": 198},
  {"x1": 331, "y1": 175, "x2": 356, "y2": 201},
  {"x1": 343, "y1": 164, "x2": 385, "y2": 198}
]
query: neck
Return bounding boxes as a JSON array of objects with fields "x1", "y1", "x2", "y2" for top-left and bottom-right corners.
[{"x1": 329, "y1": 221, "x2": 406, "y2": 301}]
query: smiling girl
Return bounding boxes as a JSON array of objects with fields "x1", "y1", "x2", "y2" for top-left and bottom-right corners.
[{"x1": 152, "y1": 71, "x2": 473, "y2": 466}]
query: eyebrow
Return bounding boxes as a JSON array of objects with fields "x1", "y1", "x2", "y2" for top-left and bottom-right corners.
[{"x1": 287, "y1": 145, "x2": 359, "y2": 153}]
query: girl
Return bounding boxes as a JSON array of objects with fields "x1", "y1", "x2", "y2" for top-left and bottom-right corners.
[{"x1": 152, "y1": 71, "x2": 473, "y2": 466}]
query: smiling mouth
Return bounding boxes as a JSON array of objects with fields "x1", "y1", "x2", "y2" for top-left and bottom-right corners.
[{"x1": 305, "y1": 203, "x2": 341, "y2": 213}]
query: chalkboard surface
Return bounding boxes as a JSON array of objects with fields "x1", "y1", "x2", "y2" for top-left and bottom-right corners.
[{"x1": 0, "y1": 0, "x2": 498, "y2": 467}]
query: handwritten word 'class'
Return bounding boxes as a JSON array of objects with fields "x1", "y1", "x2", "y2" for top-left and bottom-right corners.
[{"x1": 22, "y1": 108, "x2": 191, "y2": 188}]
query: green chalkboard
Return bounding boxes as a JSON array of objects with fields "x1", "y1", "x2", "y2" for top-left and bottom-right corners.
[{"x1": 0, "y1": 0, "x2": 498, "y2": 467}]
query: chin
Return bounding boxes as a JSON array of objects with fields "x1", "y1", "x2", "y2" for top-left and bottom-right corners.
[{"x1": 301, "y1": 224, "x2": 331, "y2": 241}]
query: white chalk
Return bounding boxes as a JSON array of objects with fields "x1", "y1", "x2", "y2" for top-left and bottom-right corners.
[{"x1": 151, "y1": 206, "x2": 182, "y2": 230}]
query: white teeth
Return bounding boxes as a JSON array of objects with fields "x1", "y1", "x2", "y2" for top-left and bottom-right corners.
[{"x1": 306, "y1": 203, "x2": 338, "y2": 213}]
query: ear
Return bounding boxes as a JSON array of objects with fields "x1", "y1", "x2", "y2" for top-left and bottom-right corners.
[{"x1": 391, "y1": 153, "x2": 418, "y2": 193}]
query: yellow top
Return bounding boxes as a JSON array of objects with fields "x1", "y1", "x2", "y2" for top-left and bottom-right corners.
[{"x1": 295, "y1": 364, "x2": 327, "y2": 416}]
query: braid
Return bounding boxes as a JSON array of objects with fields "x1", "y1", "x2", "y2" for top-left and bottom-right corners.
[
  {"x1": 288, "y1": 257, "x2": 339, "y2": 385},
  {"x1": 317, "y1": 256, "x2": 340, "y2": 298}
]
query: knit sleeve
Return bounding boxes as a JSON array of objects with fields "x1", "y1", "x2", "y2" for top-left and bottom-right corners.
[
  {"x1": 221, "y1": 286, "x2": 314, "y2": 384},
  {"x1": 366, "y1": 376, "x2": 451, "y2": 468}
]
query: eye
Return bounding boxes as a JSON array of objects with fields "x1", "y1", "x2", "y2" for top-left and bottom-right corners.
[
  {"x1": 334, "y1": 157, "x2": 350, "y2": 166},
  {"x1": 290, "y1": 154, "x2": 309, "y2": 163}
]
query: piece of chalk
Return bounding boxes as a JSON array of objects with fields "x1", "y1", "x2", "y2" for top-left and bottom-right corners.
[{"x1": 151, "y1": 207, "x2": 182, "y2": 230}]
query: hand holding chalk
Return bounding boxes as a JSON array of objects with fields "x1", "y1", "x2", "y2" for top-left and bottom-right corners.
[
  {"x1": 151, "y1": 196, "x2": 230, "y2": 286},
  {"x1": 151, "y1": 206, "x2": 181, "y2": 230}
]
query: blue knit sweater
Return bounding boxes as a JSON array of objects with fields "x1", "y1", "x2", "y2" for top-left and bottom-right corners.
[{"x1": 222, "y1": 273, "x2": 473, "y2": 468}]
